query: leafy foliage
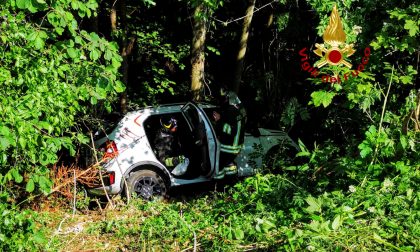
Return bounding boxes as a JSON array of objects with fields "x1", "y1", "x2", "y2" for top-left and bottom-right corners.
[
  {"x1": 280, "y1": 97, "x2": 310, "y2": 130},
  {"x1": 0, "y1": 0, "x2": 419, "y2": 251},
  {"x1": 106, "y1": 1, "x2": 191, "y2": 106},
  {"x1": 41, "y1": 168, "x2": 419, "y2": 251},
  {"x1": 0, "y1": 1, "x2": 122, "y2": 196},
  {"x1": 0, "y1": 202, "x2": 44, "y2": 251},
  {"x1": 132, "y1": 27, "x2": 190, "y2": 104},
  {"x1": 303, "y1": 1, "x2": 419, "y2": 169},
  {"x1": 0, "y1": 1, "x2": 123, "y2": 248}
]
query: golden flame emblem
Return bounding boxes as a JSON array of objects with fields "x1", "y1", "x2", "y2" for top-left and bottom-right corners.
[{"x1": 314, "y1": 5, "x2": 355, "y2": 68}]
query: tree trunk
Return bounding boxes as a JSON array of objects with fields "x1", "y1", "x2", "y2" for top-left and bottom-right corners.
[
  {"x1": 109, "y1": 0, "x2": 132, "y2": 115},
  {"x1": 190, "y1": 4, "x2": 207, "y2": 102},
  {"x1": 119, "y1": 0, "x2": 133, "y2": 114},
  {"x1": 232, "y1": 0, "x2": 256, "y2": 94},
  {"x1": 110, "y1": 6, "x2": 117, "y2": 31}
]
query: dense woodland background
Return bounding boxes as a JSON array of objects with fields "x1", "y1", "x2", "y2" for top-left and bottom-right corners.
[{"x1": 0, "y1": 0, "x2": 419, "y2": 250}]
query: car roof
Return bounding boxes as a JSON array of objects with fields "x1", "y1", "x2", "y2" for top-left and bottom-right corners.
[
  {"x1": 131, "y1": 102, "x2": 216, "y2": 112},
  {"x1": 123, "y1": 102, "x2": 217, "y2": 118}
]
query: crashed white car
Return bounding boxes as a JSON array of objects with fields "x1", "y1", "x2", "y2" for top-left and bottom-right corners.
[{"x1": 88, "y1": 102, "x2": 297, "y2": 199}]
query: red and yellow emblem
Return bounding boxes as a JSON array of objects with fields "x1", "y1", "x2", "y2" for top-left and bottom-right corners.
[{"x1": 314, "y1": 5, "x2": 355, "y2": 68}]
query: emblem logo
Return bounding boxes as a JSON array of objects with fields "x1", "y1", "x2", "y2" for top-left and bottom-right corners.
[
  {"x1": 298, "y1": 4, "x2": 371, "y2": 84},
  {"x1": 313, "y1": 5, "x2": 355, "y2": 68}
]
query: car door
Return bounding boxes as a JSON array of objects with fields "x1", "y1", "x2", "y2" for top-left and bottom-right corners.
[{"x1": 181, "y1": 102, "x2": 219, "y2": 177}]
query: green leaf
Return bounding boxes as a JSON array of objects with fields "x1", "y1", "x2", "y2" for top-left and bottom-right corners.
[
  {"x1": 89, "y1": 49, "x2": 100, "y2": 60},
  {"x1": 76, "y1": 133, "x2": 89, "y2": 144},
  {"x1": 12, "y1": 169, "x2": 23, "y2": 183},
  {"x1": 308, "y1": 220, "x2": 320, "y2": 231},
  {"x1": 297, "y1": 139, "x2": 308, "y2": 152},
  {"x1": 305, "y1": 196, "x2": 322, "y2": 213},
  {"x1": 74, "y1": 35, "x2": 83, "y2": 44},
  {"x1": 0, "y1": 137, "x2": 11, "y2": 150},
  {"x1": 261, "y1": 219, "x2": 275, "y2": 232},
  {"x1": 104, "y1": 50, "x2": 113, "y2": 61},
  {"x1": 404, "y1": 20, "x2": 419, "y2": 37},
  {"x1": 0, "y1": 126, "x2": 11, "y2": 136},
  {"x1": 67, "y1": 48, "x2": 78, "y2": 59},
  {"x1": 26, "y1": 179, "x2": 35, "y2": 192},
  {"x1": 296, "y1": 151, "x2": 310, "y2": 157},
  {"x1": 38, "y1": 175, "x2": 52, "y2": 193},
  {"x1": 310, "y1": 214, "x2": 322, "y2": 221},
  {"x1": 27, "y1": 31, "x2": 38, "y2": 42},
  {"x1": 112, "y1": 58, "x2": 121, "y2": 68},
  {"x1": 400, "y1": 75, "x2": 412, "y2": 85},
  {"x1": 71, "y1": 0, "x2": 79, "y2": 9},
  {"x1": 96, "y1": 86, "x2": 107, "y2": 99},
  {"x1": 373, "y1": 232, "x2": 384, "y2": 242},
  {"x1": 114, "y1": 80, "x2": 125, "y2": 93},
  {"x1": 90, "y1": 32, "x2": 100, "y2": 42},
  {"x1": 395, "y1": 161, "x2": 409, "y2": 174},
  {"x1": 34, "y1": 36, "x2": 45, "y2": 50},
  {"x1": 207, "y1": 45, "x2": 221, "y2": 56},
  {"x1": 16, "y1": 0, "x2": 29, "y2": 9},
  {"x1": 400, "y1": 135, "x2": 408, "y2": 149},
  {"x1": 233, "y1": 228, "x2": 244, "y2": 240},
  {"x1": 90, "y1": 96, "x2": 97, "y2": 105},
  {"x1": 310, "y1": 91, "x2": 335, "y2": 107},
  {"x1": 98, "y1": 76, "x2": 111, "y2": 91},
  {"x1": 358, "y1": 141, "x2": 372, "y2": 158},
  {"x1": 332, "y1": 215, "x2": 341, "y2": 230},
  {"x1": 65, "y1": 11, "x2": 74, "y2": 21}
]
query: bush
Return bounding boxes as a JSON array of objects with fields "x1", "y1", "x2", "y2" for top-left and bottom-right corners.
[{"x1": 0, "y1": 202, "x2": 45, "y2": 251}]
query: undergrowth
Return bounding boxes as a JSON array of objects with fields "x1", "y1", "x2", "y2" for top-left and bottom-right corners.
[{"x1": 39, "y1": 164, "x2": 419, "y2": 251}]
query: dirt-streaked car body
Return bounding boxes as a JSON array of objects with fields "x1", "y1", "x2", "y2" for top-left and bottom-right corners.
[{"x1": 88, "y1": 102, "x2": 297, "y2": 199}]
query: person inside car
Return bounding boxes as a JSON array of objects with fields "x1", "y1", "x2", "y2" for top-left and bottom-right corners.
[
  {"x1": 213, "y1": 87, "x2": 247, "y2": 178},
  {"x1": 154, "y1": 116, "x2": 189, "y2": 176}
]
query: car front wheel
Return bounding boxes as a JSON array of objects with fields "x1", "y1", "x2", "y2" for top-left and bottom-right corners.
[{"x1": 127, "y1": 170, "x2": 168, "y2": 200}]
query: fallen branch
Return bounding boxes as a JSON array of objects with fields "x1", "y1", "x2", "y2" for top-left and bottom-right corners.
[{"x1": 50, "y1": 165, "x2": 97, "y2": 195}]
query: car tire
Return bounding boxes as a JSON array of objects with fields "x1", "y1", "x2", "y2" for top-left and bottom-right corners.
[{"x1": 126, "y1": 170, "x2": 168, "y2": 200}]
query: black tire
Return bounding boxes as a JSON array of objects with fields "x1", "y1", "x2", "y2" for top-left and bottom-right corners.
[{"x1": 126, "y1": 170, "x2": 168, "y2": 200}]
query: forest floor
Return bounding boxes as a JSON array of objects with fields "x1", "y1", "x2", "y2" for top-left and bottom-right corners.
[
  {"x1": 38, "y1": 181, "x2": 236, "y2": 251},
  {"x1": 36, "y1": 173, "x2": 419, "y2": 251}
]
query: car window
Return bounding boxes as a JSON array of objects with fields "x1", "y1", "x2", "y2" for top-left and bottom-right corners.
[
  {"x1": 144, "y1": 113, "x2": 189, "y2": 148},
  {"x1": 202, "y1": 107, "x2": 215, "y2": 121},
  {"x1": 182, "y1": 103, "x2": 212, "y2": 175},
  {"x1": 182, "y1": 104, "x2": 200, "y2": 132},
  {"x1": 93, "y1": 113, "x2": 123, "y2": 140}
]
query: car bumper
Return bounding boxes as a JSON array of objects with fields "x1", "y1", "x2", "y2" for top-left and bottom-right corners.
[{"x1": 88, "y1": 185, "x2": 120, "y2": 196}]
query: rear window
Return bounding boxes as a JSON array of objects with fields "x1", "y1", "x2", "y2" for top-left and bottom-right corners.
[{"x1": 93, "y1": 113, "x2": 123, "y2": 140}]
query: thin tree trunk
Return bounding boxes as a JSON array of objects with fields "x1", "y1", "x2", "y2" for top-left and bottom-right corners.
[
  {"x1": 232, "y1": 0, "x2": 256, "y2": 94},
  {"x1": 191, "y1": 4, "x2": 207, "y2": 102},
  {"x1": 110, "y1": 6, "x2": 117, "y2": 31},
  {"x1": 119, "y1": 0, "x2": 129, "y2": 114},
  {"x1": 111, "y1": 1, "x2": 135, "y2": 114}
]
